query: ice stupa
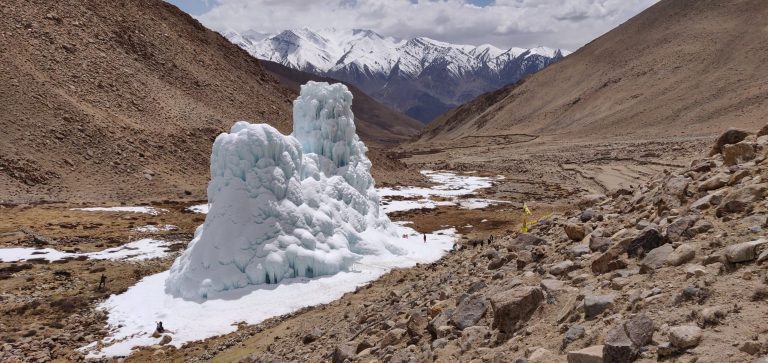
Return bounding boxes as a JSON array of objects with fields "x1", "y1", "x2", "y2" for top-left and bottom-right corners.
[{"x1": 165, "y1": 82, "x2": 401, "y2": 300}]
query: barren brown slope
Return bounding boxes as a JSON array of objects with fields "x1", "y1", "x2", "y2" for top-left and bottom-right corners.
[
  {"x1": 0, "y1": 0, "x2": 419, "y2": 204},
  {"x1": 260, "y1": 60, "x2": 423, "y2": 145},
  {"x1": 421, "y1": 0, "x2": 768, "y2": 142}
]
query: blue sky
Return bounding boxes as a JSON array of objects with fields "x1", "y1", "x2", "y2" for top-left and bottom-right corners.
[{"x1": 165, "y1": 0, "x2": 657, "y2": 50}]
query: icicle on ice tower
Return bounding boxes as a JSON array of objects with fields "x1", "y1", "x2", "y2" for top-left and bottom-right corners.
[{"x1": 165, "y1": 81, "x2": 402, "y2": 300}]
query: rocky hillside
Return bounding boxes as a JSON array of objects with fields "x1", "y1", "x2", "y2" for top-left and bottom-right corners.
[
  {"x1": 228, "y1": 28, "x2": 567, "y2": 123},
  {"x1": 0, "y1": 0, "x2": 421, "y2": 204},
  {"x1": 421, "y1": 0, "x2": 768, "y2": 141},
  {"x1": 146, "y1": 126, "x2": 768, "y2": 362}
]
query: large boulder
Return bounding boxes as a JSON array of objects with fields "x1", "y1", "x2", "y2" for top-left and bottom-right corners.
[
  {"x1": 490, "y1": 286, "x2": 544, "y2": 334},
  {"x1": 710, "y1": 128, "x2": 750, "y2": 156}
]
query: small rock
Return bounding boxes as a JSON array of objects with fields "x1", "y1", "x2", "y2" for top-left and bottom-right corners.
[
  {"x1": 563, "y1": 324, "x2": 586, "y2": 348},
  {"x1": 527, "y1": 347, "x2": 557, "y2": 363},
  {"x1": 490, "y1": 286, "x2": 544, "y2": 334},
  {"x1": 588, "y1": 236, "x2": 612, "y2": 253},
  {"x1": 584, "y1": 294, "x2": 614, "y2": 319},
  {"x1": 698, "y1": 174, "x2": 729, "y2": 191},
  {"x1": 379, "y1": 328, "x2": 407, "y2": 348},
  {"x1": 639, "y1": 244, "x2": 674, "y2": 272},
  {"x1": 564, "y1": 223, "x2": 587, "y2": 241},
  {"x1": 740, "y1": 340, "x2": 762, "y2": 356},
  {"x1": 459, "y1": 325, "x2": 491, "y2": 350},
  {"x1": 657, "y1": 341, "x2": 677, "y2": 357},
  {"x1": 332, "y1": 342, "x2": 357, "y2": 363},
  {"x1": 602, "y1": 314, "x2": 653, "y2": 363},
  {"x1": 567, "y1": 345, "x2": 603, "y2": 363},
  {"x1": 578, "y1": 194, "x2": 606, "y2": 209},
  {"x1": 665, "y1": 215, "x2": 698, "y2": 242},
  {"x1": 302, "y1": 327, "x2": 323, "y2": 344},
  {"x1": 716, "y1": 184, "x2": 768, "y2": 217},
  {"x1": 450, "y1": 294, "x2": 489, "y2": 330},
  {"x1": 159, "y1": 335, "x2": 172, "y2": 345},
  {"x1": 669, "y1": 325, "x2": 702, "y2": 349},
  {"x1": 722, "y1": 142, "x2": 756, "y2": 166},
  {"x1": 725, "y1": 239, "x2": 767, "y2": 263},
  {"x1": 666, "y1": 244, "x2": 695, "y2": 266},
  {"x1": 627, "y1": 228, "x2": 665, "y2": 257},
  {"x1": 550, "y1": 260, "x2": 576, "y2": 275},
  {"x1": 509, "y1": 234, "x2": 548, "y2": 250}
]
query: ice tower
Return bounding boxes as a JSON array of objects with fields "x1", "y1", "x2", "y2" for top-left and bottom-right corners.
[{"x1": 165, "y1": 82, "x2": 400, "y2": 300}]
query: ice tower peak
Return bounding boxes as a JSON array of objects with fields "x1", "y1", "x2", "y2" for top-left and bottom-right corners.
[{"x1": 165, "y1": 82, "x2": 400, "y2": 300}]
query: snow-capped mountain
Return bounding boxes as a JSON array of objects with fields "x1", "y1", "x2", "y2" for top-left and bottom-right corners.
[{"x1": 224, "y1": 28, "x2": 570, "y2": 123}]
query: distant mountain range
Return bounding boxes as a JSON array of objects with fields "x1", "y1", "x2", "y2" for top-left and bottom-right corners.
[{"x1": 224, "y1": 28, "x2": 570, "y2": 123}]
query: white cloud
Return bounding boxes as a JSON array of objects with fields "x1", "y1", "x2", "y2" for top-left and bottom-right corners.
[{"x1": 195, "y1": 0, "x2": 658, "y2": 50}]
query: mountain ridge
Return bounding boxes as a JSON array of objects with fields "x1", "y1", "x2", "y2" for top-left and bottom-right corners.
[{"x1": 225, "y1": 27, "x2": 569, "y2": 123}]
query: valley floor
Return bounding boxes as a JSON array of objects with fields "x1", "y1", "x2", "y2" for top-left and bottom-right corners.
[{"x1": 4, "y1": 135, "x2": 764, "y2": 363}]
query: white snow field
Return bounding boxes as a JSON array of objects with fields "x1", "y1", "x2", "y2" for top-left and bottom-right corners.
[
  {"x1": 80, "y1": 82, "x2": 502, "y2": 358},
  {"x1": 0, "y1": 239, "x2": 173, "y2": 263}
]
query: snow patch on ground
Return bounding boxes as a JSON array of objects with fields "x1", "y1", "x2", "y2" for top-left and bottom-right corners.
[
  {"x1": 81, "y1": 225, "x2": 454, "y2": 359},
  {"x1": 0, "y1": 239, "x2": 173, "y2": 263},
  {"x1": 133, "y1": 225, "x2": 178, "y2": 233},
  {"x1": 378, "y1": 170, "x2": 507, "y2": 213},
  {"x1": 186, "y1": 204, "x2": 209, "y2": 214},
  {"x1": 70, "y1": 206, "x2": 167, "y2": 216}
]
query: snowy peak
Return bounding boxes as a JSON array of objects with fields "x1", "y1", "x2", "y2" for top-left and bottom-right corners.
[
  {"x1": 225, "y1": 28, "x2": 568, "y2": 123},
  {"x1": 234, "y1": 28, "x2": 568, "y2": 77}
]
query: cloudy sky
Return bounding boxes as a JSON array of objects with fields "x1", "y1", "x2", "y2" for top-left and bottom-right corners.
[{"x1": 166, "y1": 0, "x2": 658, "y2": 51}]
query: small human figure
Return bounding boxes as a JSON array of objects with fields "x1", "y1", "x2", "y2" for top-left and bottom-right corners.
[
  {"x1": 98, "y1": 274, "x2": 107, "y2": 290},
  {"x1": 423, "y1": 233, "x2": 427, "y2": 243},
  {"x1": 156, "y1": 321, "x2": 165, "y2": 334}
]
